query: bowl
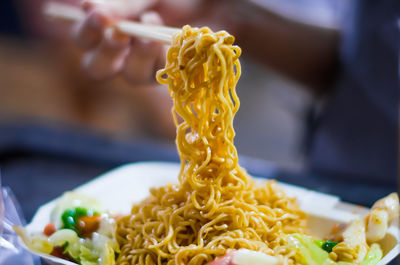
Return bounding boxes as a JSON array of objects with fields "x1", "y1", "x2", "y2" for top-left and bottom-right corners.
[{"x1": 19, "y1": 162, "x2": 400, "y2": 265}]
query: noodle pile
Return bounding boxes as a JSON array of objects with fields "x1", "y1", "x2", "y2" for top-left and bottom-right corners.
[{"x1": 116, "y1": 26, "x2": 306, "y2": 265}]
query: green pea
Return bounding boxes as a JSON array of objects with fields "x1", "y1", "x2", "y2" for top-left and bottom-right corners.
[
  {"x1": 60, "y1": 207, "x2": 98, "y2": 233},
  {"x1": 61, "y1": 209, "x2": 76, "y2": 231},
  {"x1": 322, "y1": 240, "x2": 338, "y2": 253},
  {"x1": 74, "y1": 207, "x2": 88, "y2": 219}
]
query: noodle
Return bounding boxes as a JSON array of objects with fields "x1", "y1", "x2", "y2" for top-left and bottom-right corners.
[{"x1": 116, "y1": 25, "x2": 306, "y2": 265}]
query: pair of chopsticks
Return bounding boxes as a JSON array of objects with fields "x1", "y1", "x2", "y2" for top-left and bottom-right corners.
[{"x1": 44, "y1": 2, "x2": 179, "y2": 44}]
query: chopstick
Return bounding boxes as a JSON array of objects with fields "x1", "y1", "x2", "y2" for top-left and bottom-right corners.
[{"x1": 43, "y1": 2, "x2": 179, "y2": 44}]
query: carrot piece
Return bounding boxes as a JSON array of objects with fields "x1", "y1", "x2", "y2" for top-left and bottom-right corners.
[
  {"x1": 77, "y1": 214, "x2": 101, "y2": 238},
  {"x1": 43, "y1": 223, "x2": 56, "y2": 237},
  {"x1": 50, "y1": 246, "x2": 74, "y2": 261}
]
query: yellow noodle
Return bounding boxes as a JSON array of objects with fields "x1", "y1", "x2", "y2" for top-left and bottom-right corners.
[
  {"x1": 332, "y1": 242, "x2": 357, "y2": 262},
  {"x1": 116, "y1": 25, "x2": 306, "y2": 265}
]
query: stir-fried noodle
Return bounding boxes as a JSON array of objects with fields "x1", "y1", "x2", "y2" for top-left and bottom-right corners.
[{"x1": 116, "y1": 25, "x2": 306, "y2": 265}]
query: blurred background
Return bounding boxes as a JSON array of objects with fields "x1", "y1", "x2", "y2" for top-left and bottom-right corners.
[
  {"x1": 1, "y1": 2, "x2": 399, "y2": 265},
  {"x1": 0, "y1": 0, "x2": 344, "y2": 171},
  {"x1": 3, "y1": 0, "x2": 398, "y2": 216}
]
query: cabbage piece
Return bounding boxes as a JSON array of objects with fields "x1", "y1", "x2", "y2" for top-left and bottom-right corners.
[
  {"x1": 98, "y1": 214, "x2": 116, "y2": 239},
  {"x1": 80, "y1": 244, "x2": 100, "y2": 265},
  {"x1": 289, "y1": 234, "x2": 331, "y2": 265},
  {"x1": 50, "y1": 192, "x2": 104, "y2": 229},
  {"x1": 14, "y1": 226, "x2": 53, "y2": 254},
  {"x1": 49, "y1": 229, "x2": 81, "y2": 259},
  {"x1": 91, "y1": 233, "x2": 116, "y2": 265},
  {"x1": 47, "y1": 229, "x2": 118, "y2": 264},
  {"x1": 360, "y1": 244, "x2": 382, "y2": 265},
  {"x1": 289, "y1": 234, "x2": 383, "y2": 265},
  {"x1": 15, "y1": 191, "x2": 119, "y2": 265},
  {"x1": 101, "y1": 241, "x2": 116, "y2": 265},
  {"x1": 30, "y1": 234, "x2": 54, "y2": 254}
]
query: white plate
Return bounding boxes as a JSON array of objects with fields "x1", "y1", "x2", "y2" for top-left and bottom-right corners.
[{"x1": 22, "y1": 161, "x2": 400, "y2": 265}]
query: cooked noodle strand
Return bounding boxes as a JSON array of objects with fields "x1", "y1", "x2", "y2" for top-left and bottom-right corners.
[{"x1": 116, "y1": 25, "x2": 306, "y2": 265}]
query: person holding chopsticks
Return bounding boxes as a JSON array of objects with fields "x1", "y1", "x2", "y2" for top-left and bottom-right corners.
[{"x1": 70, "y1": 0, "x2": 398, "y2": 186}]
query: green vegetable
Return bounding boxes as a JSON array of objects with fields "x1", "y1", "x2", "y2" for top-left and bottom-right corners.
[
  {"x1": 314, "y1": 240, "x2": 339, "y2": 253},
  {"x1": 360, "y1": 244, "x2": 383, "y2": 265},
  {"x1": 321, "y1": 241, "x2": 339, "y2": 253},
  {"x1": 49, "y1": 229, "x2": 81, "y2": 260},
  {"x1": 290, "y1": 234, "x2": 384, "y2": 265},
  {"x1": 19, "y1": 192, "x2": 119, "y2": 265},
  {"x1": 300, "y1": 235, "x2": 330, "y2": 264},
  {"x1": 314, "y1": 240, "x2": 325, "y2": 248},
  {"x1": 79, "y1": 234, "x2": 117, "y2": 265},
  {"x1": 75, "y1": 207, "x2": 89, "y2": 219},
  {"x1": 50, "y1": 191, "x2": 104, "y2": 229},
  {"x1": 289, "y1": 234, "x2": 330, "y2": 265},
  {"x1": 61, "y1": 207, "x2": 99, "y2": 233},
  {"x1": 61, "y1": 241, "x2": 69, "y2": 250},
  {"x1": 80, "y1": 244, "x2": 99, "y2": 265},
  {"x1": 61, "y1": 209, "x2": 76, "y2": 231}
]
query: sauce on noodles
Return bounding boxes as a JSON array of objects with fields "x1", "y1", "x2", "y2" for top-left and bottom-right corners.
[{"x1": 116, "y1": 25, "x2": 306, "y2": 265}]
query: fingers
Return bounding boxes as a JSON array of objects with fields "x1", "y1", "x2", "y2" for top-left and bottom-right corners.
[
  {"x1": 73, "y1": 2, "x2": 127, "y2": 79},
  {"x1": 82, "y1": 27, "x2": 130, "y2": 80},
  {"x1": 122, "y1": 12, "x2": 164, "y2": 84},
  {"x1": 72, "y1": 4, "x2": 164, "y2": 83},
  {"x1": 72, "y1": 8, "x2": 111, "y2": 50}
]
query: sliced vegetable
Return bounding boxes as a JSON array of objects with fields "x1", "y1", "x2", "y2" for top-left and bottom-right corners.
[
  {"x1": 50, "y1": 191, "x2": 104, "y2": 229},
  {"x1": 62, "y1": 209, "x2": 77, "y2": 231},
  {"x1": 49, "y1": 229, "x2": 81, "y2": 260},
  {"x1": 360, "y1": 244, "x2": 383, "y2": 265},
  {"x1": 30, "y1": 234, "x2": 54, "y2": 254},
  {"x1": 79, "y1": 244, "x2": 100, "y2": 265},
  {"x1": 15, "y1": 192, "x2": 121, "y2": 265},
  {"x1": 366, "y1": 209, "x2": 389, "y2": 243},
  {"x1": 341, "y1": 219, "x2": 369, "y2": 263},
  {"x1": 289, "y1": 234, "x2": 384, "y2": 265},
  {"x1": 50, "y1": 246, "x2": 73, "y2": 261},
  {"x1": 100, "y1": 241, "x2": 117, "y2": 265},
  {"x1": 14, "y1": 226, "x2": 53, "y2": 254},
  {"x1": 314, "y1": 240, "x2": 325, "y2": 248},
  {"x1": 292, "y1": 234, "x2": 329, "y2": 265},
  {"x1": 290, "y1": 234, "x2": 341, "y2": 265},
  {"x1": 77, "y1": 214, "x2": 101, "y2": 238},
  {"x1": 61, "y1": 207, "x2": 100, "y2": 236}
]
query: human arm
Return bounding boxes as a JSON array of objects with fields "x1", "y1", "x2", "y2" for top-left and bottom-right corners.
[{"x1": 232, "y1": 0, "x2": 340, "y2": 94}]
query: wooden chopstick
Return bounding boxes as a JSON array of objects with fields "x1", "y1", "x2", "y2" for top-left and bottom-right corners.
[{"x1": 43, "y1": 1, "x2": 179, "y2": 44}]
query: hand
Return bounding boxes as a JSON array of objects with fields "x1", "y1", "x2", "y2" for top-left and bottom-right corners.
[
  {"x1": 72, "y1": 1, "x2": 164, "y2": 84},
  {"x1": 69, "y1": 1, "x2": 177, "y2": 139}
]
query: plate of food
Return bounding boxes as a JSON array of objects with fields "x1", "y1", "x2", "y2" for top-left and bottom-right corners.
[
  {"x1": 14, "y1": 23, "x2": 400, "y2": 265},
  {"x1": 14, "y1": 161, "x2": 400, "y2": 265}
]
